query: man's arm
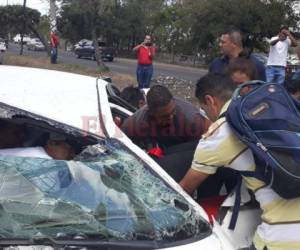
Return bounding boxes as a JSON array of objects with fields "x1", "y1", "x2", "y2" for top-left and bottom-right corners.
[
  {"x1": 284, "y1": 30, "x2": 298, "y2": 47},
  {"x1": 180, "y1": 168, "x2": 209, "y2": 195},
  {"x1": 133, "y1": 43, "x2": 145, "y2": 52},
  {"x1": 270, "y1": 37, "x2": 280, "y2": 46}
]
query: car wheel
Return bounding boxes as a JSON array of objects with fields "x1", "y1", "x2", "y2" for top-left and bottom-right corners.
[
  {"x1": 92, "y1": 55, "x2": 96, "y2": 61},
  {"x1": 109, "y1": 58, "x2": 114, "y2": 62},
  {"x1": 76, "y1": 54, "x2": 81, "y2": 59}
]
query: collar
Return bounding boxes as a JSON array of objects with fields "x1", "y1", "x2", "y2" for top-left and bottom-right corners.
[{"x1": 219, "y1": 100, "x2": 231, "y2": 116}]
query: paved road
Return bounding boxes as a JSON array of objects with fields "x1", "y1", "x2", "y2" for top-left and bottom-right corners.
[{"x1": 8, "y1": 43, "x2": 207, "y2": 82}]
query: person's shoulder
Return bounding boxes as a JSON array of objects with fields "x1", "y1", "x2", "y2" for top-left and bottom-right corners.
[
  {"x1": 209, "y1": 56, "x2": 225, "y2": 65},
  {"x1": 202, "y1": 117, "x2": 227, "y2": 140},
  {"x1": 122, "y1": 106, "x2": 148, "y2": 126},
  {"x1": 209, "y1": 56, "x2": 227, "y2": 72},
  {"x1": 174, "y1": 98, "x2": 198, "y2": 112}
]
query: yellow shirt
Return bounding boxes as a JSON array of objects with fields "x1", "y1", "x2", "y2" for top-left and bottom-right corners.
[{"x1": 192, "y1": 101, "x2": 300, "y2": 250}]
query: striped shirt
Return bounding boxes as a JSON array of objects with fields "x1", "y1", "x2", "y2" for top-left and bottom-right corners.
[{"x1": 192, "y1": 101, "x2": 300, "y2": 250}]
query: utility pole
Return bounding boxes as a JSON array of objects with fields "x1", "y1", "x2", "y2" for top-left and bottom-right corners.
[
  {"x1": 49, "y1": 0, "x2": 57, "y2": 32},
  {"x1": 20, "y1": 0, "x2": 27, "y2": 55}
]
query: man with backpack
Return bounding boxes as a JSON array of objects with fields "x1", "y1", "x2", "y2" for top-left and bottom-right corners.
[{"x1": 180, "y1": 73, "x2": 300, "y2": 250}]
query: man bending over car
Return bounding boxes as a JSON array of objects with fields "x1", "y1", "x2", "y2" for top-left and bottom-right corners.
[{"x1": 180, "y1": 73, "x2": 300, "y2": 250}]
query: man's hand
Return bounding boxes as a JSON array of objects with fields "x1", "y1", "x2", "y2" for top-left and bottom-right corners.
[
  {"x1": 278, "y1": 32, "x2": 287, "y2": 41},
  {"x1": 281, "y1": 29, "x2": 298, "y2": 47}
]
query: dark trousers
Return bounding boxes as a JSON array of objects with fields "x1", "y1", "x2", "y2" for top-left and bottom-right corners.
[
  {"x1": 136, "y1": 64, "x2": 153, "y2": 89},
  {"x1": 51, "y1": 47, "x2": 58, "y2": 64}
]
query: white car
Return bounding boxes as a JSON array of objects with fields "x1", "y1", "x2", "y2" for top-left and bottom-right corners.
[
  {"x1": 0, "y1": 39, "x2": 6, "y2": 64},
  {"x1": 27, "y1": 38, "x2": 45, "y2": 51},
  {"x1": 13, "y1": 34, "x2": 31, "y2": 44},
  {"x1": 0, "y1": 66, "x2": 260, "y2": 250}
]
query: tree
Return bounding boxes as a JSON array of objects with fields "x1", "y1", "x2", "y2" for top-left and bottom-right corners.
[{"x1": 58, "y1": 0, "x2": 300, "y2": 62}]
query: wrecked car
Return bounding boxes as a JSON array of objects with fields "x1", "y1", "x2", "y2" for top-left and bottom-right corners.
[
  {"x1": 0, "y1": 65, "x2": 241, "y2": 250},
  {"x1": 0, "y1": 66, "x2": 261, "y2": 250}
]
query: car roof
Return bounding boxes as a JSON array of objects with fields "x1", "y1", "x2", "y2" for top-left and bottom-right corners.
[{"x1": 0, "y1": 66, "x2": 105, "y2": 133}]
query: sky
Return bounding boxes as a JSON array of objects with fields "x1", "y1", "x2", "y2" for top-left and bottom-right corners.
[{"x1": 0, "y1": 0, "x2": 49, "y2": 15}]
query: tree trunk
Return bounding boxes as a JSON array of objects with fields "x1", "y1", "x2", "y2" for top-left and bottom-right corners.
[
  {"x1": 20, "y1": 0, "x2": 27, "y2": 55},
  {"x1": 28, "y1": 25, "x2": 51, "y2": 56},
  {"x1": 92, "y1": 28, "x2": 108, "y2": 71}
]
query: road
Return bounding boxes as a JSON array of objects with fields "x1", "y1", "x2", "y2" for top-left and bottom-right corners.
[{"x1": 7, "y1": 44, "x2": 207, "y2": 83}]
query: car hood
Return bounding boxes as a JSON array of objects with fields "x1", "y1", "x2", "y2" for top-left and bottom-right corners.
[{"x1": 0, "y1": 66, "x2": 103, "y2": 134}]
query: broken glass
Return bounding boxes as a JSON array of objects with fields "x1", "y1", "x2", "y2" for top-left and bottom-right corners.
[{"x1": 0, "y1": 139, "x2": 211, "y2": 245}]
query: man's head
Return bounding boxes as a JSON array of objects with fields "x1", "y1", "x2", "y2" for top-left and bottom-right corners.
[
  {"x1": 146, "y1": 85, "x2": 176, "y2": 127},
  {"x1": 219, "y1": 28, "x2": 243, "y2": 58},
  {"x1": 195, "y1": 73, "x2": 236, "y2": 121},
  {"x1": 120, "y1": 86, "x2": 145, "y2": 109},
  {"x1": 45, "y1": 134, "x2": 75, "y2": 160},
  {"x1": 144, "y1": 35, "x2": 152, "y2": 46},
  {"x1": 227, "y1": 58, "x2": 257, "y2": 85},
  {"x1": 279, "y1": 26, "x2": 288, "y2": 41}
]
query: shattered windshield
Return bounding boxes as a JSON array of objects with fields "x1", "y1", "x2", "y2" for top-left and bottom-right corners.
[{"x1": 0, "y1": 139, "x2": 210, "y2": 245}]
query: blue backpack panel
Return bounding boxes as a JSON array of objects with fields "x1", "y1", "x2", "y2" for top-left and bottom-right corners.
[{"x1": 226, "y1": 81, "x2": 300, "y2": 199}]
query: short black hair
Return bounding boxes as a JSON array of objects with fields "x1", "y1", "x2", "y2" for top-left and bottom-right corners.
[
  {"x1": 226, "y1": 57, "x2": 258, "y2": 81},
  {"x1": 120, "y1": 86, "x2": 144, "y2": 108},
  {"x1": 223, "y1": 27, "x2": 243, "y2": 48},
  {"x1": 146, "y1": 85, "x2": 173, "y2": 111},
  {"x1": 280, "y1": 26, "x2": 289, "y2": 32},
  {"x1": 195, "y1": 73, "x2": 236, "y2": 103}
]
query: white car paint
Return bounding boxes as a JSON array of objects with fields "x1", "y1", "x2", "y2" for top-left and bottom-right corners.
[{"x1": 0, "y1": 65, "x2": 251, "y2": 250}]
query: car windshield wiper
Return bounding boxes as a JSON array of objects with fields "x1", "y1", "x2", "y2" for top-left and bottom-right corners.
[{"x1": 0, "y1": 235, "x2": 158, "y2": 250}]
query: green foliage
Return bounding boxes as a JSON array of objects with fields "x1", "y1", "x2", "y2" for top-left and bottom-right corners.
[
  {"x1": 0, "y1": 5, "x2": 41, "y2": 38},
  {"x1": 3, "y1": 0, "x2": 299, "y2": 60}
]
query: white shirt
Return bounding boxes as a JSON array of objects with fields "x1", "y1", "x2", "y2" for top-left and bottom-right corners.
[
  {"x1": 267, "y1": 36, "x2": 291, "y2": 67},
  {"x1": 0, "y1": 146, "x2": 52, "y2": 159}
]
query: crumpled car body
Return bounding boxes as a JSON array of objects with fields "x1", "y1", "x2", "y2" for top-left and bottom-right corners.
[{"x1": 0, "y1": 66, "x2": 258, "y2": 250}]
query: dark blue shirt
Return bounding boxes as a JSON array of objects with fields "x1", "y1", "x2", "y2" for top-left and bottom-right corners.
[{"x1": 209, "y1": 54, "x2": 266, "y2": 81}]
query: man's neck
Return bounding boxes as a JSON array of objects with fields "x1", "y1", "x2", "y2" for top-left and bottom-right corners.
[{"x1": 228, "y1": 47, "x2": 243, "y2": 59}]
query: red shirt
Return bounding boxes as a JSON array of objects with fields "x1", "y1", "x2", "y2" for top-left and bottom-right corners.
[
  {"x1": 137, "y1": 46, "x2": 155, "y2": 65},
  {"x1": 50, "y1": 33, "x2": 59, "y2": 48}
]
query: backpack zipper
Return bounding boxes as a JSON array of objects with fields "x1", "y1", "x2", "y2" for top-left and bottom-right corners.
[{"x1": 257, "y1": 142, "x2": 267, "y2": 152}]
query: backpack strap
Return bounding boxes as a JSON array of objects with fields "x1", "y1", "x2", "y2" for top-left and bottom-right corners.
[{"x1": 228, "y1": 175, "x2": 242, "y2": 230}]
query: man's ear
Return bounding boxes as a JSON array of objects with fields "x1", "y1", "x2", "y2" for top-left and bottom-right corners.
[{"x1": 204, "y1": 94, "x2": 215, "y2": 106}]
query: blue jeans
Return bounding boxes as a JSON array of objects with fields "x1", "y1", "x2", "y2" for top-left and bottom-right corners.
[
  {"x1": 136, "y1": 64, "x2": 153, "y2": 89},
  {"x1": 51, "y1": 47, "x2": 58, "y2": 64},
  {"x1": 266, "y1": 65, "x2": 285, "y2": 84}
]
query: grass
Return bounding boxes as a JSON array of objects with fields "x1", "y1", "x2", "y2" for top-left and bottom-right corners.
[{"x1": 3, "y1": 54, "x2": 136, "y2": 89}]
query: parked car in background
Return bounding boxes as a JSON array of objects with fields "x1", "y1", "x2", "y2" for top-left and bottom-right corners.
[
  {"x1": 286, "y1": 53, "x2": 300, "y2": 79},
  {"x1": 13, "y1": 34, "x2": 31, "y2": 44},
  {"x1": 26, "y1": 38, "x2": 45, "y2": 51},
  {"x1": 0, "y1": 38, "x2": 7, "y2": 64},
  {"x1": 74, "y1": 39, "x2": 115, "y2": 61}
]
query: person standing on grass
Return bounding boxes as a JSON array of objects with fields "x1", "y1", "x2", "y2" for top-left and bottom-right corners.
[
  {"x1": 133, "y1": 35, "x2": 156, "y2": 89},
  {"x1": 266, "y1": 26, "x2": 297, "y2": 84},
  {"x1": 50, "y1": 30, "x2": 59, "y2": 64}
]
